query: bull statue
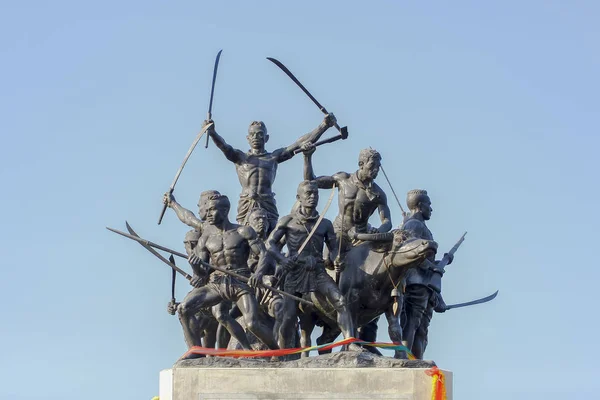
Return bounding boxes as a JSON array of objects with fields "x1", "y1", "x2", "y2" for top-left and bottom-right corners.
[{"x1": 298, "y1": 230, "x2": 438, "y2": 358}]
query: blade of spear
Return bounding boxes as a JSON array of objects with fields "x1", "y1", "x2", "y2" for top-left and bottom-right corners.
[
  {"x1": 204, "y1": 50, "x2": 223, "y2": 149},
  {"x1": 106, "y1": 223, "x2": 315, "y2": 307}
]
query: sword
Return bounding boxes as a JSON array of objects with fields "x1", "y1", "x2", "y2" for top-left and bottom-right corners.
[
  {"x1": 267, "y1": 57, "x2": 348, "y2": 139},
  {"x1": 445, "y1": 290, "x2": 499, "y2": 310},
  {"x1": 205, "y1": 50, "x2": 223, "y2": 148},
  {"x1": 107, "y1": 223, "x2": 315, "y2": 307},
  {"x1": 169, "y1": 255, "x2": 177, "y2": 314},
  {"x1": 156, "y1": 122, "x2": 213, "y2": 225}
]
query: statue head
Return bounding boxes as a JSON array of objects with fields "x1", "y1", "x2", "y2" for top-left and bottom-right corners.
[
  {"x1": 248, "y1": 208, "x2": 269, "y2": 237},
  {"x1": 296, "y1": 180, "x2": 319, "y2": 209},
  {"x1": 406, "y1": 189, "x2": 432, "y2": 220},
  {"x1": 204, "y1": 193, "x2": 231, "y2": 225},
  {"x1": 198, "y1": 190, "x2": 221, "y2": 220},
  {"x1": 247, "y1": 121, "x2": 269, "y2": 151},
  {"x1": 357, "y1": 148, "x2": 381, "y2": 181}
]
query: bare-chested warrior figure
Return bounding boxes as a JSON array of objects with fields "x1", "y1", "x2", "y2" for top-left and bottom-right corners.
[
  {"x1": 216, "y1": 208, "x2": 285, "y2": 347},
  {"x1": 401, "y1": 189, "x2": 451, "y2": 359},
  {"x1": 303, "y1": 146, "x2": 392, "y2": 346},
  {"x1": 165, "y1": 190, "x2": 220, "y2": 349},
  {"x1": 266, "y1": 181, "x2": 360, "y2": 351},
  {"x1": 205, "y1": 114, "x2": 337, "y2": 231},
  {"x1": 303, "y1": 147, "x2": 392, "y2": 255},
  {"x1": 163, "y1": 191, "x2": 279, "y2": 352}
]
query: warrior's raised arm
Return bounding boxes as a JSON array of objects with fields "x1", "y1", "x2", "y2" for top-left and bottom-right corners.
[
  {"x1": 302, "y1": 145, "x2": 340, "y2": 188},
  {"x1": 274, "y1": 114, "x2": 336, "y2": 163},
  {"x1": 163, "y1": 193, "x2": 203, "y2": 231},
  {"x1": 206, "y1": 121, "x2": 246, "y2": 163}
]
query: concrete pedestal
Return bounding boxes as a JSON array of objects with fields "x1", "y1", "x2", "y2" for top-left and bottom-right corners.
[{"x1": 159, "y1": 353, "x2": 452, "y2": 400}]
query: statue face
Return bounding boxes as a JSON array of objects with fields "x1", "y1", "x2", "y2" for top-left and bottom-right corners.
[
  {"x1": 297, "y1": 185, "x2": 319, "y2": 208},
  {"x1": 419, "y1": 198, "x2": 433, "y2": 220},
  {"x1": 359, "y1": 157, "x2": 380, "y2": 180},
  {"x1": 205, "y1": 200, "x2": 229, "y2": 225},
  {"x1": 249, "y1": 211, "x2": 269, "y2": 236},
  {"x1": 247, "y1": 127, "x2": 268, "y2": 150}
]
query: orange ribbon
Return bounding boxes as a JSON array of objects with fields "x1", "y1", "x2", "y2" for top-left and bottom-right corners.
[{"x1": 425, "y1": 366, "x2": 447, "y2": 400}]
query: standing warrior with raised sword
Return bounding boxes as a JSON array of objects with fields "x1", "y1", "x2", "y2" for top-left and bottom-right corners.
[{"x1": 204, "y1": 114, "x2": 337, "y2": 232}]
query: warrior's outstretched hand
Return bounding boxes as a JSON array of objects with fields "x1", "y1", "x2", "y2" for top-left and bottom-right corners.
[
  {"x1": 163, "y1": 192, "x2": 175, "y2": 207},
  {"x1": 323, "y1": 113, "x2": 337, "y2": 128},
  {"x1": 167, "y1": 301, "x2": 180, "y2": 315},
  {"x1": 300, "y1": 141, "x2": 316, "y2": 155},
  {"x1": 202, "y1": 119, "x2": 215, "y2": 134}
]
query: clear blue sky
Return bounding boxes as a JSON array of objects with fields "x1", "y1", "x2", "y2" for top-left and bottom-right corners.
[{"x1": 1, "y1": 1, "x2": 599, "y2": 399}]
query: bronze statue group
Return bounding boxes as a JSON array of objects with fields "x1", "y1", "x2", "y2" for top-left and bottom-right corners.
[
  {"x1": 158, "y1": 114, "x2": 451, "y2": 360},
  {"x1": 108, "y1": 55, "x2": 493, "y2": 361}
]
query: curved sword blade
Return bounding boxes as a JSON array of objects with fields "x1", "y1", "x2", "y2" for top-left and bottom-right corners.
[
  {"x1": 445, "y1": 290, "x2": 498, "y2": 310},
  {"x1": 208, "y1": 50, "x2": 223, "y2": 119},
  {"x1": 266, "y1": 57, "x2": 327, "y2": 113},
  {"x1": 158, "y1": 122, "x2": 213, "y2": 224}
]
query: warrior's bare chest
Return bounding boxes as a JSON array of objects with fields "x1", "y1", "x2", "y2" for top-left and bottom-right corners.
[
  {"x1": 237, "y1": 156, "x2": 278, "y2": 174},
  {"x1": 205, "y1": 231, "x2": 247, "y2": 254},
  {"x1": 340, "y1": 183, "x2": 378, "y2": 210}
]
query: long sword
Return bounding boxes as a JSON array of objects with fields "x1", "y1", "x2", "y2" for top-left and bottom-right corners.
[
  {"x1": 446, "y1": 290, "x2": 499, "y2": 310},
  {"x1": 266, "y1": 57, "x2": 348, "y2": 138},
  {"x1": 204, "y1": 50, "x2": 223, "y2": 148},
  {"x1": 156, "y1": 122, "x2": 213, "y2": 225}
]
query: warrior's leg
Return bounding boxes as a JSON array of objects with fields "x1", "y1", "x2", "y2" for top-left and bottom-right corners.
[
  {"x1": 384, "y1": 308, "x2": 406, "y2": 359},
  {"x1": 358, "y1": 317, "x2": 383, "y2": 355},
  {"x1": 402, "y1": 284, "x2": 431, "y2": 356},
  {"x1": 270, "y1": 296, "x2": 285, "y2": 347},
  {"x1": 237, "y1": 293, "x2": 279, "y2": 349},
  {"x1": 277, "y1": 296, "x2": 299, "y2": 349},
  {"x1": 178, "y1": 287, "x2": 221, "y2": 348},
  {"x1": 203, "y1": 318, "x2": 218, "y2": 349},
  {"x1": 215, "y1": 302, "x2": 236, "y2": 348},
  {"x1": 319, "y1": 277, "x2": 355, "y2": 340},
  {"x1": 319, "y1": 278, "x2": 363, "y2": 352},
  {"x1": 412, "y1": 306, "x2": 433, "y2": 359},
  {"x1": 298, "y1": 311, "x2": 315, "y2": 358},
  {"x1": 212, "y1": 301, "x2": 253, "y2": 350}
]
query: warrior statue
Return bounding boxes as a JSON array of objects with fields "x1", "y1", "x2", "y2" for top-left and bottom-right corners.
[
  {"x1": 401, "y1": 189, "x2": 451, "y2": 359},
  {"x1": 163, "y1": 191, "x2": 279, "y2": 352},
  {"x1": 266, "y1": 180, "x2": 360, "y2": 351},
  {"x1": 164, "y1": 190, "x2": 221, "y2": 349},
  {"x1": 303, "y1": 146, "x2": 392, "y2": 345},
  {"x1": 303, "y1": 146, "x2": 392, "y2": 255},
  {"x1": 205, "y1": 114, "x2": 337, "y2": 231},
  {"x1": 217, "y1": 208, "x2": 286, "y2": 349}
]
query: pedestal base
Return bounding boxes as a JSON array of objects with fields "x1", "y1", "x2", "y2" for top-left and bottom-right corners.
[{"x1": 159, "y1": 353, "x2": 452, "y2": 400}]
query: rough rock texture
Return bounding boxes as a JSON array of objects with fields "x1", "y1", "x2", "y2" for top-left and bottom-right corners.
[{"x1": 174, "y1": 350, "x2": 436, "y2": 369}]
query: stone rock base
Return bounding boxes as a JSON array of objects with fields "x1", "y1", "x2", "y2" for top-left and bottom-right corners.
[{"x1": 159, "y1": 352, "x2": 452, "y2": 400}]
